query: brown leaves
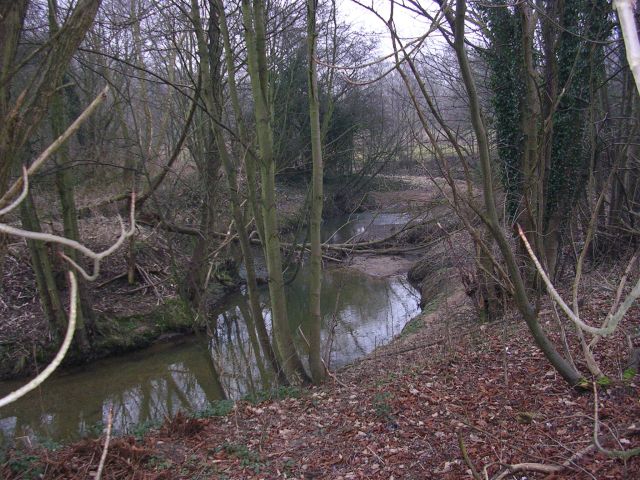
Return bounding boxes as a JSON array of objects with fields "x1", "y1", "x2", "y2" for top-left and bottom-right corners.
[{"x1": 6, "y1": 289, "x2": 640, "y2": 479}]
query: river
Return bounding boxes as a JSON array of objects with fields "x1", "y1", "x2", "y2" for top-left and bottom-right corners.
[{"x1": 0, "y1": 212, "x2": 420, "y2": 445}]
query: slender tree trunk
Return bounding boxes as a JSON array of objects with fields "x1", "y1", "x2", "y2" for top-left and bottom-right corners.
[
  {"x1": 20, "y1": 192, "x2": 66, "y2": 337},
  {"x1": 182, "y1": 133, "x2": 221, "y2": 311},
  {"x1": 519, "y1": 3, "x2": 546, "y2": 276},
  {"x1": 51, "y1": 88, "x2": 96, "y2": 338},
  {"x1": 449, "y1": 0, "x2": 582, "y2": 386},
  {"x1": 0, "y1": 1, "x2": 28, "y2": 285},
  {"x1": 306, "y1": 0, "x2": 324, "y2": 384},
  {"x1": 189, "y1": 0, "x2": 285, "y2": 381},
  {"x1": 241, "y1": 0, "x2": 309, "y2": 384},
  {"x1": 21, "y1": 191, "x2": 91, "y2": 351},
  {"x1": 0, "y1": 0, "x2": 100, "y2": 281}
]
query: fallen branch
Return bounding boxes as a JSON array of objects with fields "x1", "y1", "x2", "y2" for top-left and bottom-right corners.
[
  {"x1": 457, "y1": 432, "x2": 482, "y2": 480},
  {"x1": 140, "y1": 212, "x2": 437, "y2": 256},
  {"x1": 491, "y1": 462, "x2": 562, "y2": 480}
]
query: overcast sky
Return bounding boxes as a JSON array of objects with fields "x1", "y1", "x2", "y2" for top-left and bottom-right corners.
[{"x1": 336, "y1": 0, "x2": 435, "y2": 55}]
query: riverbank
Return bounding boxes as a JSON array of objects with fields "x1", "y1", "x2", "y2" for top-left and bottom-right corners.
[
  {"x1": 0, "y1": 174, "x2": 428, "y2": 380},
  {"x1": 4, "y1": 276, "x2": 639, "y2": 479}
]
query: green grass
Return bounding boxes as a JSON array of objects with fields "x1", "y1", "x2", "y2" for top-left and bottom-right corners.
[
  {"x1": 623, "y1": 367, "x2": 637, "y2": 382},
  {"x1": 219, "y1": 443, "x2": 267, "y2": 473},
  {"x1": 192, "y1": 399, "x2": 235, "y2": 419},
  {"x1": 131, "y1": 419, "x2": 162, "y2": 442},
  {"x1": 400, "y1": 316, "x2": 423, "y2": 337},
  {"x1": 4, "y1": 452, "x2": 43, "y2": 479},
  {"x1": 372, "y1": 391, "x2": 394, "y2": 419},
  {"x1": 244, "y1": 385, "x2": 302, "y2": 404}
]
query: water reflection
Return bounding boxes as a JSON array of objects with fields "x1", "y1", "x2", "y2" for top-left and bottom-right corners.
[
  {"x1": 0, "y1": 339, "x2": 223, "y2": 444},
  {"x1": 0, "y1": 213, "x2": 420, "y2": 444}
]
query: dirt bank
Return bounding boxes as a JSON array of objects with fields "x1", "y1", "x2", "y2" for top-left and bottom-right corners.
[
  {"x1": 5, "y1": 275, "x2": 639, "y2": 479},
  {"x1": 339, "y1": 254, "x2": 418, "y2": 278},
  {"x1": 0, "y1": 175, "x2": 434, "y2": 379}
]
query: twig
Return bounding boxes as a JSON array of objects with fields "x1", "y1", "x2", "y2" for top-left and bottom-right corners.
[
  {"x1": 136, "y1": 264, "x2": 162, "y2": 301},
  {"x1": 125, "y1": 275, "x2": 171, "y2": 294},
  {"x1": 593, "y1": 382, "x2": 640, "y2": 460},
  {"x1": 492, "y1": 462, "x2": 563, "y2": 480},
  {"x1": 517, "y1": 224, "x2": 640, "y2": 337},
  {"x1": 297, "y1": 325, "x2": 348, "y2": 388},
  {"x1": 0, "y1": 85, "x2": 110, "y2": 209},
  {"x1": 367, "y1": 445, "x2": 385, "y2": 465},
  {"x1": 0, "y1": 272, "x2": 77, "y2": 408},
  {"x1": 97, "y1": 271, "x2": 128, "y2": 288},
  {"x1": 0, "y1": 167, "x2": 28, "y2": 217},
  {"x1": 95, "y1": 405, "x2": 114, "y2": 480},
  {"x1": 0, "y1": 193, "x2": 137, "y2": 281},
  {"x1": 457, "y1": 432, "x2": 482, "y2": 480}
]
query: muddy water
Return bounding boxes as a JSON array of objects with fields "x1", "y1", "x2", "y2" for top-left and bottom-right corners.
[{"x1": 0, "y1": 213, "x2": 419, "y2": 445}]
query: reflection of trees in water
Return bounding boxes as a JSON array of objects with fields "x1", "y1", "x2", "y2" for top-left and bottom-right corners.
[
  {"x1": 321, "y1": 273, "x2": 419, "y2": 367},
  {"x1": 0, "y1": 343, "x2": 226, "y2": 444},
  {"x1": 237, "y1": 298, "x2": 269, "y2": 384},
  {"x1": 201, "y1": 237, "x2": 420, "y2": 395},
  {"x1": 0, "y1": 250, "x2": 419, "y2": 445},
  {"x1": 209, "y1": 303, "x2": 269, "y2": 400}
]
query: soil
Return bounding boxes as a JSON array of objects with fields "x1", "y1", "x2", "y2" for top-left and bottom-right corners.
[
  {"x1": 340, "y1": 254, "x2": 418, "y2": 278},
  {"x1": 0, "y1": 175, "x2": 436, "y2": 379},
  {"x1": 4, "y1": 272, "x2": 639, "y2": 479}
]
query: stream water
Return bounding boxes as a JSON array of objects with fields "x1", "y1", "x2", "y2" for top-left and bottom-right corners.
[{"x1": 0, "y1": 213, "x2": 420, "y2": 445}]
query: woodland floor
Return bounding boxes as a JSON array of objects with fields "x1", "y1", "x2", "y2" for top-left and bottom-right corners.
[
  {"x1": 2, "y1": 175, "x2": 640, "y2": 478},
  {"x1": 3, "y1": 274, "x2": 640, "y2": 479}
]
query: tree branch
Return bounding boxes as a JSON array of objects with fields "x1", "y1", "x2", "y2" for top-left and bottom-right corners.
[
  {"x1": 0, "y1": 272, "x2": 77, "y2": 408},
  {"x1": 0, "y1": 85, "x2": 110, "y2": 210}
]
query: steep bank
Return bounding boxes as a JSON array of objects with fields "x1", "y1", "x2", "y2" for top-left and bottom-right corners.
[
  {"x1": 0, "y1": 175, "x2": 435, "y2": 380},
  {"x1": 5, "y1": 270, "x2": 639, "y2": 479}
]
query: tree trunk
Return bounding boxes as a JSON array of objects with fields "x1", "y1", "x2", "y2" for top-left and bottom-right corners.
[
  {"x1": 449, "y1": 0, "x2": 582, "y2": 386},
  {"x1": 0, "y1": 0, "x2": 100, "y2": 281},
  {"x1": 21, "y1": 191, "x2": 90, "y2": 351},
  {"x1": 306, "y1": 0, "x2": 324, "y2": 384},
  {"x1": 48, "y1": 0, "x2": 96, "y2": 338},
  {"x1": 51, "y1": 87, "x2": 96, "y2": 341},
  {"x1": 242, "y1": 0, "x2": 310, "y2": 384}
]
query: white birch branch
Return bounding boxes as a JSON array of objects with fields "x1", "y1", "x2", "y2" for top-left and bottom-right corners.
[
  {"x1": 0, "y1": 167, "x2": 28, "y2": 217},
  {"x1": 95, "y1": 405, "x2": 114, "y2": 480},
  {"x1": 517, "y1": 225, "x2": 640, "y2": 337},
  {"x1": 0, "y1": 193, "x2": 136, "y2": 281},
  {"x1": 614, "y1": 0, "x2": 640, "y2": 96},
  {"x1": 0, "y1": 85, "x2": 110, "y2": 210},
  {"x1": 0, "y1": 272, "x2": 77, "y2": 409}
]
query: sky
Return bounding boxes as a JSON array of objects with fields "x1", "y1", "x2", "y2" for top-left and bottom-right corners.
[{"x1": 336, "y1": 0, "x2": 437, "y2": 55}]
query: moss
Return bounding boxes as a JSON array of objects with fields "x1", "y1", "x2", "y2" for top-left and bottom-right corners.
[
  {"x1": 400, "y1": 296, "x2": 441, "y2": 340},
  {"x1": 623, "y1": 367, "x2": 637, "y2": 382},
  {"x1": 0, "y1": 297, "x2": 196, "y2": 380},
  {"x1": 93, "y1": 297, "x2": 193, "y2": 356},
  {"x1": 192, "y1": 399, "x2": 235, "y2": 418},
  {"x1": 244, "y1": 386, "x2": 302, "y2": 404},
  {"x1": 400, "y1": 316, "x2": 423, "y2": 337}
]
